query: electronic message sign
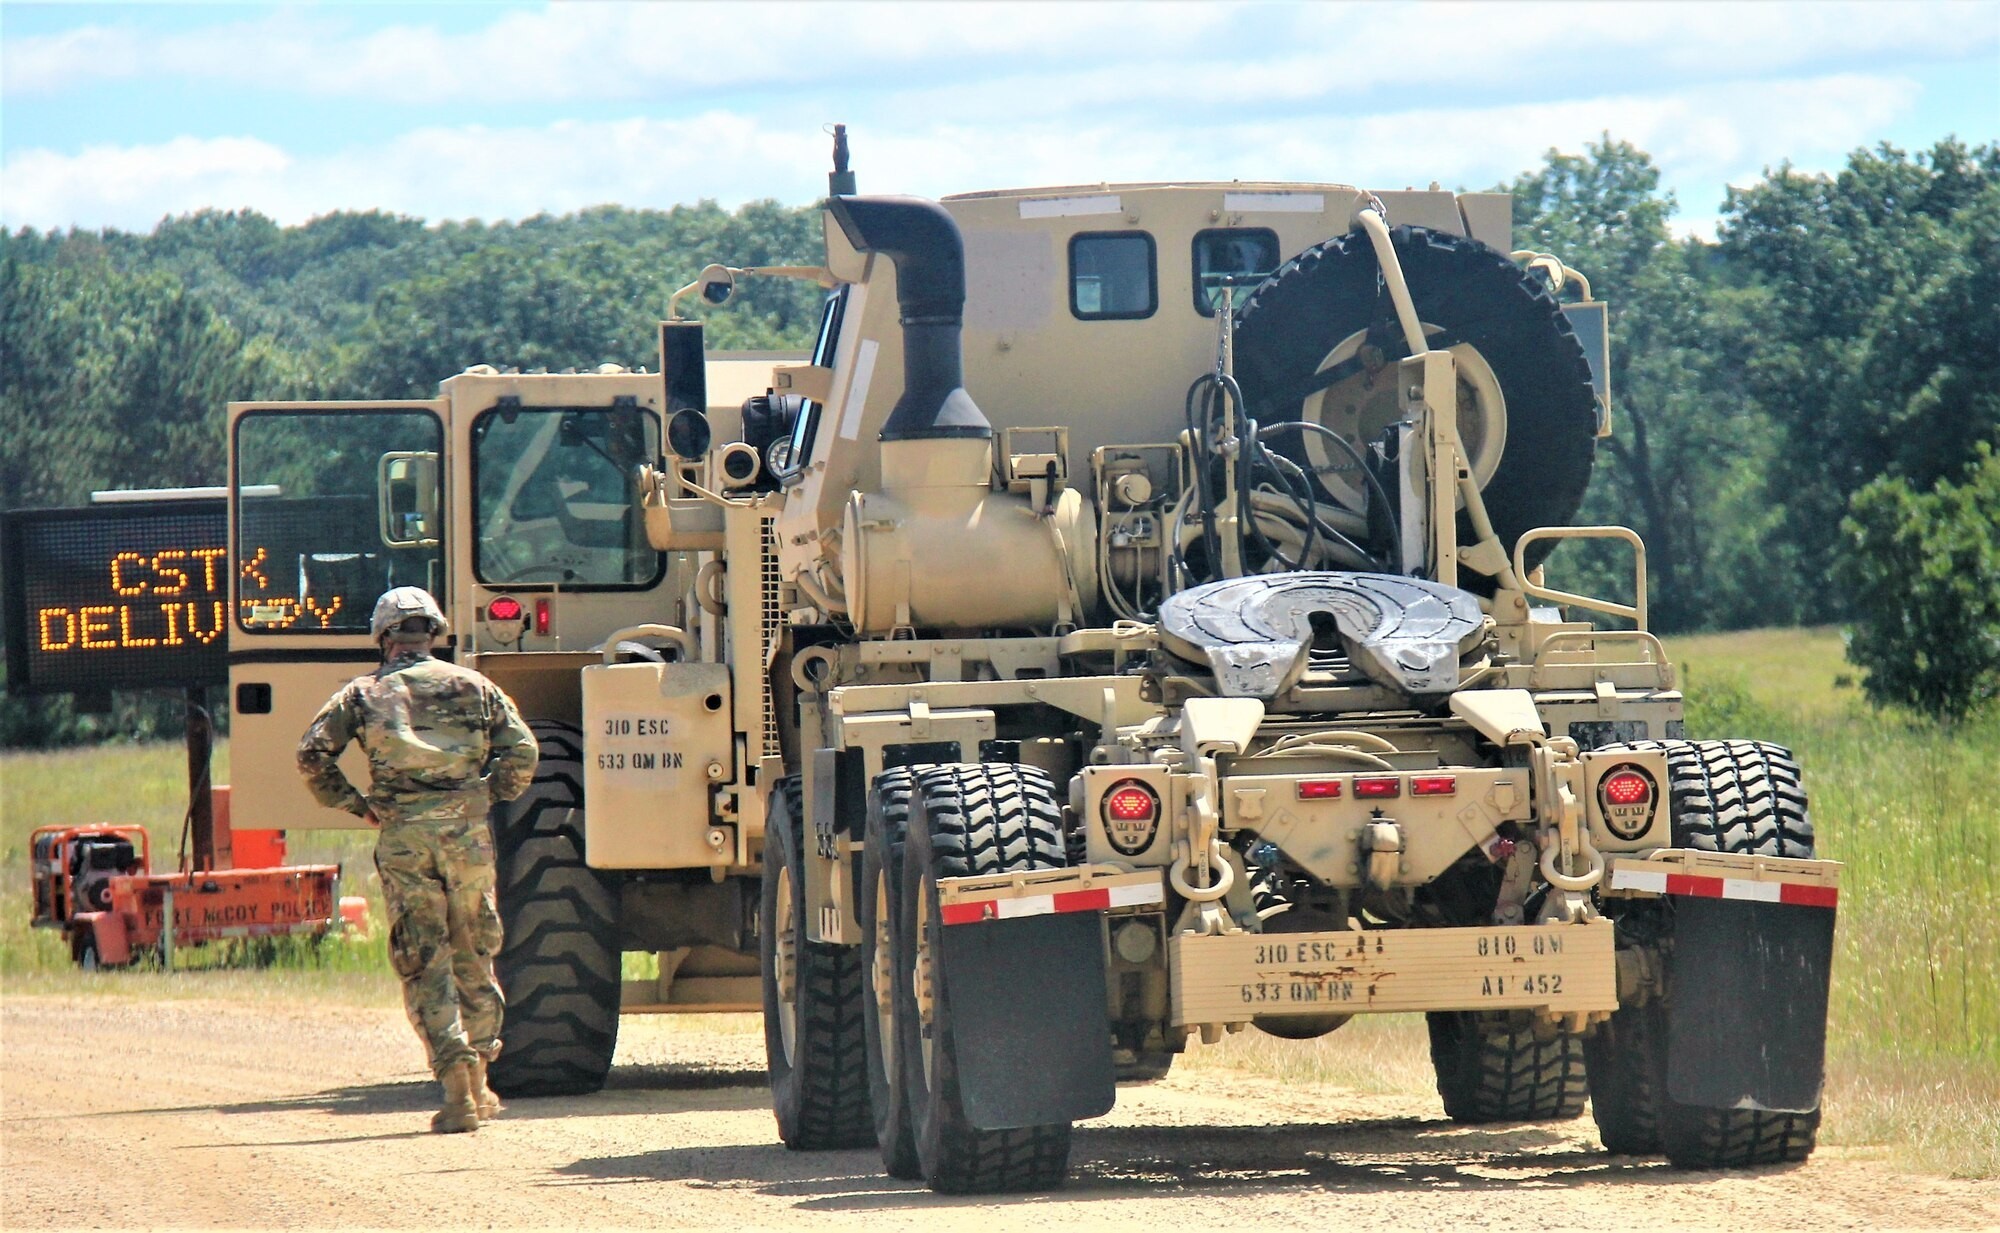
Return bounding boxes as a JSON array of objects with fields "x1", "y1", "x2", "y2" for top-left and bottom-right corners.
[
  {"x1": 3, "y1": 500, "x2": 230, "y2": 694},
  {"x1": 4, "y1": 494, "x2": 423, "y2": 695}
]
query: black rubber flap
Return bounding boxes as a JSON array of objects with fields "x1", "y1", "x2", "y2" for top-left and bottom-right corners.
[
  {"x1": 1666, "y1": 896, "x2": 1835, "y2": 1112},
  {"x1": 939, "y1": 913, "x2": 1115, "y2": 1129}
]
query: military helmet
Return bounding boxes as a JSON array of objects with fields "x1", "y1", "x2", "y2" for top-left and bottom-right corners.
[{"x1": 370, "y1": 586, "x2": 449, "y2": 643}]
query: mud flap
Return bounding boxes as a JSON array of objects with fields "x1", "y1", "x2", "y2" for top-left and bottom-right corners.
[
  {"x1": 1666, "y1": 897, "x2": 1834, "y2": 1112},
  {"x1": 938, "y1": 912, "x2": 1115, "y2": 1130}
]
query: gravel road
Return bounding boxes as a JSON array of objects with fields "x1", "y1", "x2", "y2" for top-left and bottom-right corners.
[{"x1": 4, "y1": 994, "x2": 1994, "y2": 1230}]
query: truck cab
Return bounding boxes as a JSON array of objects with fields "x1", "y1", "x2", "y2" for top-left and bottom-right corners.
[{"x1": 225, "y1": 359, "x2": 793, "y2": 833}]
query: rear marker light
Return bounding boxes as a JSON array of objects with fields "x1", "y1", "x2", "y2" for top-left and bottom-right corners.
[
  {"x1": 1100, "y1": 778, "x2": 1163, "y2": 858},
  {"x1": 534, "y1": 598, "x2": 552, "y2": 636},
  {"x1": 1597, "y1": 764, "x2": 1660, "y2": 841},
  {"x1": 1297, "y1": 780, "x2": 1342, "y2": 799},
  {"x1": 1411, "y1": 776, "x2": 1457, "y2": 797},
  {"x1": 1603, "y1": 771, "x2": 1651, "y2": 806},
  {"x1": 1354, "y1": 777, "x2": 1400, "y2": 799},
  {"x1": 1104, "y1": 782, "x2": 1159, "y2": 823}
]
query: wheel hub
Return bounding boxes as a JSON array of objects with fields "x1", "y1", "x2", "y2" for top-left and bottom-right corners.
[
  {"x1": 1298, "y1": 325, "x2": 1506, "y2": 512},
  {"x1": 914, "y1": 878, "x2": 937, "y2": 1085},
  {"x1": 873, "y1": 865, "x2": 897, "y2": 1077},
  {"x1": 774, "y1": 866, "x2": 799, "y2": 1064}
]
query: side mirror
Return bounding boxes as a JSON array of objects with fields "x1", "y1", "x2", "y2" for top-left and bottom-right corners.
[
  {"x1": 667, "y1": 407, "x2": 712, "y2": 461},
  {"x1": 699, "y1": 264, "x2": 736, "y2": 305},
  {"x1": 379, "y1": 451, "x2": 440, "y2": 547},
  {"x1": 667, "y1": 264, "x2": 738, "y2": 319}
]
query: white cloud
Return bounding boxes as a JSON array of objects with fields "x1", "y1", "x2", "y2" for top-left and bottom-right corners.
[
  {"x1": 0, "y1": 69, "x2": 1928, "y2": 234},
  {"x1": 1, "y1": 136, "x2": 291, "y2": 228},
  {"x1": 0, "y1": 3, "x2": 1241, "y2": 104},
  {"x1": 4, "y1": 1, "x2": 1990, "y2": 105}
]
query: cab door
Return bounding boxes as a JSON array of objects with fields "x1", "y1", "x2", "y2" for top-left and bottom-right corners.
[{"x1": 227, "y1": 399, "x2": 448, "y2": 830}]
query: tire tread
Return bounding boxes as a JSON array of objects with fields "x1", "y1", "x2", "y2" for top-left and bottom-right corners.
[
  {"x1": 1591, "y1": 739, "x2": 1821, "y2": 1167},
  {"x1": 907, "y1": 764, "x2": 1072, "y2": 1194}
]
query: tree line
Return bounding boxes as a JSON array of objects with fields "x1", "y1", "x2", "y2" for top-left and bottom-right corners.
[{"x1": 2, "y1": 137, "x2": 1994, "y2": 741}]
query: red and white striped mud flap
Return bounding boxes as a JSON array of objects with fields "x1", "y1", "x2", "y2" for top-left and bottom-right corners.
[
  {"x1": 937, "y1": 867, "x2": 1166, "y2": 927},
  {"x1": 1607, "y1": 851, "x2": 1841, "y2": 909}
]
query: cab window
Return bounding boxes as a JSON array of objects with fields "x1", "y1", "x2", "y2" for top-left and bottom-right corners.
[
  {"x1": 233, "y1": 409, "x2": 445, "y2": 633},
  {"x1": 1070, "y1": 232, "x2": 1157, "y2": 320},
  {"x1": 471, "y1": 405, "x2": 662, "y2": 588},
  {"x1": 1193, "y1": 228, "x2": 1280, "y2": 315}
]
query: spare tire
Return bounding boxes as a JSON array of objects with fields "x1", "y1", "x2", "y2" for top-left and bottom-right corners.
[{"x1": 1234, "y1": 225, "x2": 1597, "y2": 571}]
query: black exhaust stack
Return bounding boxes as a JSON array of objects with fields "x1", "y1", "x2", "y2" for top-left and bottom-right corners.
[{"x1": 827, "y1": 194, "x2": 991, "y2": 442}]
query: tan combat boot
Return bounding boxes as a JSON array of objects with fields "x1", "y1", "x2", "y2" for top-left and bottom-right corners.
[
  {"x1": 470, "y1": 1054, "x2": 502, "y2": 1122},
  {"x1": 431, "y1": 1060, "x2": 480, "y2": 1134}
]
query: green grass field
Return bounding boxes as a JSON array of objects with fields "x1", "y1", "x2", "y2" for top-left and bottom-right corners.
[
  {"x1": 0, "y1": 740, "x2": 394, "y2": 1001},
  {"x1": 3, "y1": 627, "x2": 1994, "y2": 1174}
]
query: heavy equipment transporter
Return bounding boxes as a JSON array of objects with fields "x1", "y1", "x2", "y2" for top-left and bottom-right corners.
[{"x1": 223, "y1": 138, "x2": 1838, "y2": 1192}]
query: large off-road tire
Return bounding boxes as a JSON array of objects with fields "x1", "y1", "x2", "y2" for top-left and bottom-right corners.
[
  {"x1": 488, "y1": 721, "x2": 622, "y2": 1098},
  {"x1": 1587, "y1": 739, "x2": 1821, "y2": 1167},
  {"x1": 1234, "y1": 224, "x2": 1597, "y2": 570},
  {"x1": 760, "y1": 777, "x2": 874, "y2": 1150},
  {"x1": 1426, "y1": 1011, "x2": 1588, "y2": 1123},
  {"x1": 861, "y1": 769, "x2": 922, "y2": 1178},
  {"x1": 899, "y1": 764, "x2": 1072, "y2": 1193},
  {"x1": 1583, "y1": 996, "x2": 1665, "y2": 1154}
]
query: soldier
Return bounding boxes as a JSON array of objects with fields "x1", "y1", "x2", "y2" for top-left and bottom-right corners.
[{"x1": 297, "y1": 586, "x2": 537, "y2": 1134}]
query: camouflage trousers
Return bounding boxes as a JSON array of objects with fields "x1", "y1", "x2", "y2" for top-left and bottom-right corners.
[{"x1": 374, "y1": 814, "x2": 504, "y2": 1077}]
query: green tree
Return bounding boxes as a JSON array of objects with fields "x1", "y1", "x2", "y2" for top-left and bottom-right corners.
[
  {"x1": 0, "y1": 246, "x2": 303, "y2": 509},
  {"x1": 1720, "y1": 139, "x2": 2000, "y2": 623},
  {"x1": 343, "y1": 200, "x2": 824, "y2": 397},
  {"x1": 1503, "y1": 136, "x2": 1777, "y2": 631},
  {"x1": 1835, "y1": 445, "x2": 2000, "y2": 721}
]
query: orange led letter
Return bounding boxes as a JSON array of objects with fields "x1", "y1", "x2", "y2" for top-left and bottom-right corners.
[
  {"x1": 39, "y1": 608, "x2": 77, "y2": 650},
  {"x1": 185, "y1": 601, "x2": 226, "y2": 645},
  {"x1": 78, "y1": 606, "x2": 117, "y2": 649},
  {"x1": 150, "y1": 550, "x2": 190, "y2": 597},
  {"x1": 190, "y1": 547, "x2": 228, "y2": 594},
  {"x1": 118, "y1": 605, "x2": 159, "y2": 647},
  {"x1": 110, "y1": 552, "x2": 148, "y2": 596}
]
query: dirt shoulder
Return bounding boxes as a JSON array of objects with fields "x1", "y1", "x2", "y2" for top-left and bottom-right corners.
[{"x1": 3, "y1": 993, "x2": 1994, "y2": 1231}]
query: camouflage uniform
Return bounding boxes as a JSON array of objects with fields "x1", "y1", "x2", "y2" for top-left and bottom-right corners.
[{"x1": 297, "y1": 648, "x2": 537, "y2": 1078}]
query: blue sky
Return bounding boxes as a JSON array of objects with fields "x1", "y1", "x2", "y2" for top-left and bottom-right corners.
[{"x1": 3, "y1": 1, "x2": 1996, "y2": 238}]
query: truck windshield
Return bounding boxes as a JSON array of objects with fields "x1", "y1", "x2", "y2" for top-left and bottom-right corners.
[
  {"x1": 233, "y1": 409, "x2": 445, "y2": 633},
  {"x1": 471, "y1": 404, "x2": 661, "y2": 587}
]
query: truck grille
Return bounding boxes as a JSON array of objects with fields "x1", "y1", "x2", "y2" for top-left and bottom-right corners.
[{"x1": 759, "y1": 516, "x2": 781, "y2": 761}]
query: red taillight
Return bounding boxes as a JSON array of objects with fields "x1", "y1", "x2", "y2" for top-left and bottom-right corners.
[
  {"x1": 486, "y1": 596, "x2": 523, "y2": 622},
  {"x1": 534, "y1": 597, "x2": 551, "y2": 636},
  {"x1": 1603, "y1": 770, "x2": 1652, "y2": 806},
  {"x1": 1297, "y1": 780, "x2": 1342, "y2": 799},
  {"x1": 1104, "y1": 781, "x2": 1159, "y2": 824},
  {"x1": 1353, "y1": 776, "x2": 1400, "y2": 799},
  {"x1": 1411, "y1": 776, "x2": 1457, "y2": 797}
]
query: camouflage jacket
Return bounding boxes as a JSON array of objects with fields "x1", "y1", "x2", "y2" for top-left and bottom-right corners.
[{"x1": 297, "y1": 649, "x2": 537, "y2": 826}]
